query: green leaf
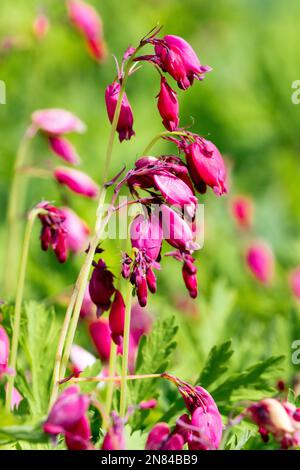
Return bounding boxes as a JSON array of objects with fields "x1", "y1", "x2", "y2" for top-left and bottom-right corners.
[
  {"x1": 197, "y1": 340, "x2": 234, "y2": 389},
  {"x1": 129, "y1": 315, "x2": 178, "y2": 431},
  {"x1": 18, "y1": 301, "x2": 60, "y2": 415},
  {"x1": 212, "y1": 355, "x2": 284, "y2": 404},
  {"x1": 77, "y1": 360, "x2": 102, "y2": 393},
  {"x1": 0, "y1": 423, "x2": 49, "y2": 444}
]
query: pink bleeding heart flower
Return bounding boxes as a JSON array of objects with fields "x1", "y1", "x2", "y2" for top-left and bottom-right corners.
[
  {"x1": 70, "y1": 344, "x2": 97, "y2": 376},
  {"x1": 67, "y1": 0, "x2": 106, "y2": 61},
  {"x1": 54, "y1": 167, "x2": 99, "y2": 198},
  {"x1": 154, "y1": 173, "x2": 197, "y2": 218},
  {"x1": 48, "y1": 136, "x2": 80, "y2": 165},
  {"x1": 163, "y1": 374, "x2": 223, "y2": 450},
  {"x1": 289, "y1": 267, "x2": 300, "y2": 300},
  {"x1": 37, "y1": 202, "x2": 68, "y2": 263},
  {"x1": 130, "y1": 212, "x2": 162, "y2": 262},
  {"x1": 246, "y1": 242, "x2": 274, "y2": 284},
  {"x1": 60, "y1": 207, "x2": 89, "y2": 254},
  {"x1": 154, "y1": 35, "x2": 212, "y2": 90},
  {"x1": 88, "y1": 318, "x2": 112, "y2": 363},
  {"x1": 129, "y1": 212, "x2": 162, "y2": 307},
  {"x1": 43, "y1": 386, "x2": 91, "y2": 450},
  {"x1": 160, "y1": 204, "x2": 197, "y2": 253},
  {"x1": 231, "y1": 195, "x2": 254, "y2": 230},
  {"x1": 109, "y1": 290, "x2": 125, "y2": 346},
  {"x1": 185, "y1": 139, "x2": 227, "y2": 196},
  {"x1": 102, "y1": 412, "x2": 125, "y2": 450},
  {"x1": 140, "y1": 399, "x2": 157, "y2": 410},
  {"x1": 0, "y1": 325, "x2": 11, "y2": 377},
  {"x1": 33, "y1": 12, "x2": 50, "y2": 41},
  {"x1": 89, "y1": 259, "x2": 116, "y2": 315},
  {"x1": 182, "y1": 254, "x2": 198, "y2": 299},
  {"x1": 105, "y1": 82, "x2": 135, "y2": 142},
  {"x1": 32, "y1": 108, "x2": 86, "y2": 135},
  {"x1": 157, "y1": 77, "x2": 179, "y2": 131},
  {"x1": 166, "y1": 250, "x2": 198, "y2": 299},
  {"x1": 246, "y1": 398, "x2": 300, "y2": 449},
  {"x1": 146, "y1": 423, "x2": 184, "y2": 450}
]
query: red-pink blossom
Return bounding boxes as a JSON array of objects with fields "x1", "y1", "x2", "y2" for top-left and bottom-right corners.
[
  {"x1": 54, "y1": 167, "x2": 99, "y2": 198},
  {"x1": 89, "y1": 259, "x2": 115, "y2": 315},
  {"x1": 32, "y1": 108, "x2": 86, "y2": 135},
  {"x1": 157, "y1": 77, "x2": 179, "y2": 131},
  {"x1": 102, "y1": 412, "x2": 125, "y2": 450},
  {"x1": 67, "y1": 0, "x2": 106, "y2": 61},
  {"x1": 154, "y1": 35, "x2": 212, "y2": 90},
  {"x1": 37, "y1": 202, "x2": 68, "y2": 263},
  {"x1": 247, "y1": 398, "x2": 300, "y2": 449},
  {"x1": 185, "y1": 139, "x2": 227, "y2": 195},
  {"x1": 246, "y1": 242, "x2": 274, "y2": 284},
  {"x1": 130, "y1": 212, "x2": 162, "y2": 262},
  {"x1": 109, "y1": 290, "x2": 125, "y2": 346},
  {"x1": 33, "y1": 13, "x2": 49, "y2": 41},
  {"x1": 48, "y1": 136, "x2": 80, "y2": 165},
  {"x1": 44, "y1": 386, "x2": 91, "y2": 450},
  {"x1": 160, "y1": 204, "x2": 196, "y2": 253},
  {"x1": 146, "y1": 423, "x2": 184, "y2": 450},
  {"x1": 88, "y1": 318, "x2": 112, "y2": 363},
  {"x1": 231, "y1": 195, "x2": 254, "y2": 229},
  {"x1": 60, "y1": 207, "x2": 89, "y2": 253},
  {"x1": 153, "y1": 173, "x2": 197, "y2": 218},
  {"x1": 163, "y1": 374, "x2": 223, "y2": 450},
  {"x1": 105, "y1": 82, "x2": 135, "y2": 142}
]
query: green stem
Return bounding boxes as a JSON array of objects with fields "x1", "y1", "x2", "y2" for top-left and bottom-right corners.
[
  {"x1": 71, "y1": 373, "x2": 161, "y2": 383},
  {"x1": 142, "y1": 130, "x2": 189, "y2": 155},
  {"x1": 120, "y1": 283, "x2": 133, "y2": 417},
  {"x1": 4, "y1": 130, "x2": 34, "y2": 298},
  {"x1": 5, "y1": 207, "x2": 43, "y2": 411},
  {"x1": 48, "y1": 288, "x2": 78, "y2": 411},
  {"x1": 104, "y1": 341, "x2": 117, "y2": 423}
]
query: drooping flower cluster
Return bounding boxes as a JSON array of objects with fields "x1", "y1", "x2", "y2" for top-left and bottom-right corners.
[
  {"x1": 246, "y1": 397, "x2": 300, "y2": 449},
  {"x1": 146, "y1": 374, "x2": 223, "y2": 450},
  {"x1": 37, "y1": 202, "x2": 68, "y2": 263}
]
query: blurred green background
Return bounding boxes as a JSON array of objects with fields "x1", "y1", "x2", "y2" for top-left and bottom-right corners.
[{"x1": 1, "y1": 0, "x2": 300, "y2": 386}]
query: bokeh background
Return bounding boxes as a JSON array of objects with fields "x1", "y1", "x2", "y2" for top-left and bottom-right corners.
[{"x1": 1, "y1": 0, "x2": 300, "y2": 426}]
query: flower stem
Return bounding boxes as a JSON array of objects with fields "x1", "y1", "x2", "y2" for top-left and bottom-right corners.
[
  {"x1": 104, "y1": 340, "x2": 117, "y2": 423},
  {"x1": 49, "y1": 47, "x2": 142, "y2": 408},
  {"x1": 5, "y1": 207, "x2": 43, "y2": 411},
  {"x1": 4, "y1": 130, "x2": 34, "y2": 298},
  {"x1": 119, "y1": 283, "x2": 133, "y2": 418},
  {"x1": 70, "y1": 373, "x2": 161, "y2": 384},
  {"x1": 142, "y1": 130, "x2": 189, "y2": 155}
]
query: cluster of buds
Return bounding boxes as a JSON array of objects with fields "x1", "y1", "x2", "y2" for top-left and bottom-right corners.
[
  {"x1": 246, "y1": 397, "x2": 300, "y2": 449},
  {"x1": 146, "y1": 374, "x2": 223, "y2": 450}
]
